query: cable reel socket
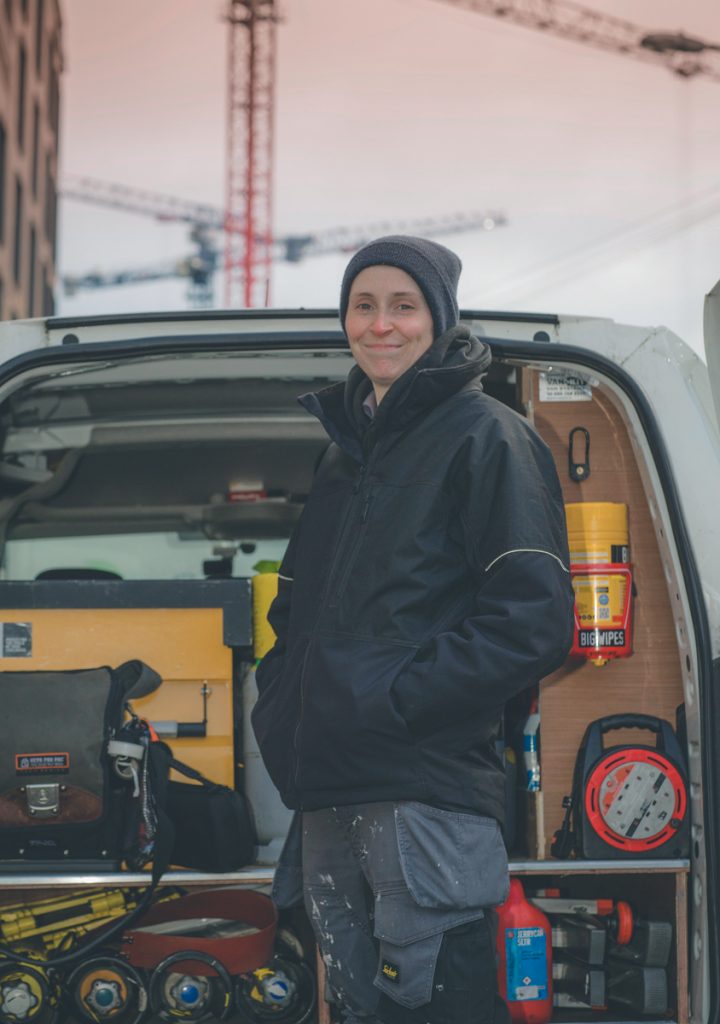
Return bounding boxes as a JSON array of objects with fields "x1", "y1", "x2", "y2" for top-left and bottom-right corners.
[{"x1": 0, "y1": 947, "x2": 316, "y2": 1024}]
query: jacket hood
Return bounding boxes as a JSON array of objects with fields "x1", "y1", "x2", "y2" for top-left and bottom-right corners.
[{"x1": 299, "y1": 326, "x2": 491, "y2": 458}]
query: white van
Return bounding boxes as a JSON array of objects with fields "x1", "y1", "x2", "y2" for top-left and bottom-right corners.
[{"x1": 0, "y1": 294, "x2": 717, "y2": 1024}]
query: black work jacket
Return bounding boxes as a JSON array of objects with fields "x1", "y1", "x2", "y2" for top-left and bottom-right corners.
[{"x1": 252, "y1": 327, "x2": 574, "y2": 822}]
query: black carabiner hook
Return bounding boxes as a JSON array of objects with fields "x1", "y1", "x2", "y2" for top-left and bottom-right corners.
[{"x1": 568, "y1": 426, "x2": 590, "y2": 482}]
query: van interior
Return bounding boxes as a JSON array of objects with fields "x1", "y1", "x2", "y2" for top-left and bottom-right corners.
[{"x1": 0, "y1": 328, "x2": 706, "y2": 1023}]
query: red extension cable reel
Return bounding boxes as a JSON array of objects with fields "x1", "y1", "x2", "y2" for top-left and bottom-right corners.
[{"x1": 552, "y1": 713, "x2": 689, "y2": 860}]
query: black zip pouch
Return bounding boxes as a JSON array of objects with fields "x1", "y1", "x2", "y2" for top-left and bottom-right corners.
[{"x1": 166, "y1": 758, "x2": 257, "y2": 872}]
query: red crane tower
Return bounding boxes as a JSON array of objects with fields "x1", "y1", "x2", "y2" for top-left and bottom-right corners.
[{"x1": 224, "y1": 0, "x2": 278, "y2": 309}]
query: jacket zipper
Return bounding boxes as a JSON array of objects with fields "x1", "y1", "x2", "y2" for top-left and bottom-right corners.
[
  {"x1": 292, "y1": 438, "x2": 379, "y2": 797},
  {"x1": 321, "y1": 449, "x2": 376, "y2": 607},
  {"x1": 328, "y1": 487, "x2": 373, "y2": 609}
]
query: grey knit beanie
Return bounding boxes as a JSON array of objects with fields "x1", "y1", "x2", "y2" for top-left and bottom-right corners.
[{"x1": 339, "y1": 235, "x2": 462, "y2": 338}]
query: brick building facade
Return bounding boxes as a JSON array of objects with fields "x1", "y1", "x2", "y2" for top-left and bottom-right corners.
[{"x1": 0, "y1": 0, "x2": 62, "y2": 320}]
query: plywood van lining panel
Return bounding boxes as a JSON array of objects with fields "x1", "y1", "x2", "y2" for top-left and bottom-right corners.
[{"x1": 527, "y1": 370, "x2": 685, "y2": 856}]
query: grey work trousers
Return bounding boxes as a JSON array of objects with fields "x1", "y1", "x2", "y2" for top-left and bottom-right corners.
[{"x1": 273, "y1": 802, "x2": 511, "y2": 1024}]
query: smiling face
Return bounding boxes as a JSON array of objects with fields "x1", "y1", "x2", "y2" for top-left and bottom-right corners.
[{"x1": 344, "y1": 265, "x2": 435, "y2": 404}]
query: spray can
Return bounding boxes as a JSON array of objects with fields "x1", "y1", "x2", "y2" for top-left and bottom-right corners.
[
  {"x1": 522, "y1": 698, "x2": 541, "y2": 792},
  {"x1": 496, "y1": 878, "x2": 553, "y2": 1024}
]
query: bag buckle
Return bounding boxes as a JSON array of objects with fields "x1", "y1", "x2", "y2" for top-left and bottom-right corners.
[{"x1": 25, "y1": 783, "x2": 60, "y2": 818}]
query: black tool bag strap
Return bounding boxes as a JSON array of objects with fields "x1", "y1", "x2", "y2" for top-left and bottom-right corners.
[
  {"x1": 147, "y1": 741, "x2": 176, "y2": 885},
  {"x1": 168, "y1": 757, "x2": 214, "y2": 787}
]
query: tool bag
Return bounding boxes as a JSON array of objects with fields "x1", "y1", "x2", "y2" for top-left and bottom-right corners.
[
  {"x1": 165, "y1": 757, "x2": 256, "y2": 872},
  {"x1": 0, "y1": 660, "x2": 162, "y2": 863}
]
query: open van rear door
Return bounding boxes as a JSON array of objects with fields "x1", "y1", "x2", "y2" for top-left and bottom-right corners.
[{"x1": 704, "y1": 278, "x2": 720, "y2": 430}]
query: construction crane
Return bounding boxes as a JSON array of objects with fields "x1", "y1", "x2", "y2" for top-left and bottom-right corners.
[
  {"x1": 62, "y1": 2, "x2": 720, "y2": 314},
  {"x1": 429, "y1": 0, "x2": 720, "y2": 81},
  {"x1": 60, "y1": 196, "x2": 507, "y2": 307},
  {"x1": 225, "y1": 0, "x2": 277, "y2": 309},
  {"x1": 220, "y1": 0, "x2": 719, "y2": 311},
  {"x1": 62, "y1": 176, "x2": 502, "y2": 258}
]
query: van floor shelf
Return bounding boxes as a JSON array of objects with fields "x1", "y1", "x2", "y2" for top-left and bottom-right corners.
[
  {"x1": 509, "y1": 859, "x2": 690, "y2": 873},
  {"x1": 0, "y1": 859, "x2": 689, "y2": 889},
  {"x1": 0, "y1": 867, "x2": 276, "y2": 889}
]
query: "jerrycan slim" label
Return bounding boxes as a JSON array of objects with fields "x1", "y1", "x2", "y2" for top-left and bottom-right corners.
[{"x1": 505, "y1": 927, "x2": 549, "y2": 1000}]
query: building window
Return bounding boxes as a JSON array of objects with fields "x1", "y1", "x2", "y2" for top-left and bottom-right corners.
[
  {"x1": 17, "y1": 42, "x2": 26, "y2": 149},
  {"x1": 44, "y1": 152, "x2": 50, "y2": 238},
  {"x1": 35, "y1": 0, "x2": 44, "y2": 74},
  {"x1": 13, "y1": 176, "x2": 22, "y2": 284},
  {"x1": 20, "y1": 0, "x2": 26, "y2": 17},
  {"x1": 31, "y1": 101, "x2": 39, "y2": 196},
  {"x1": 47, "y1": 38, "x2": 52, "y2": 120},
  {"x1": 44, "y1": 153, "x2": 55, "y2": 251},
  {"x1": 0, "y1": 120, "x2": 5, "y2": 245},
  {"x1": 28, "y1": 223, "x2": 36, "y2": 316},
  {"x1": 4, "y1": 0, "x2": 12, "y2": 25},
  {"x1": 47, "y1": 38, "x2": 59, "y2": 136},
  {"x1": 42, "y1": 263, "x2": 53, "y2": 315}
]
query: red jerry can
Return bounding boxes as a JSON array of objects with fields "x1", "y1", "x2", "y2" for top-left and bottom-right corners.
[{"x1": 496, "y1": 878, "x2": 553, "y2": 1024}]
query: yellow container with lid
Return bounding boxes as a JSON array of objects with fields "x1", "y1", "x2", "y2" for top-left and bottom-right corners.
[{"x1": 565, "y1": 502, "x2": 632, "y2": 667}]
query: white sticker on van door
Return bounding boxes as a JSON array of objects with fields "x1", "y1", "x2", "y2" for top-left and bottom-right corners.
[
  {"x1": 539, "y1": 372, "x2": 592, "y2": 401},
  {"x1": 0, "y1": 623, "x2": 32, "y2": 657}
]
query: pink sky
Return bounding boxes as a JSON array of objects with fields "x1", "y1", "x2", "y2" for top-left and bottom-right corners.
[{"x1": 58, "y1": 0, "x2": 720, "y2": 357}]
